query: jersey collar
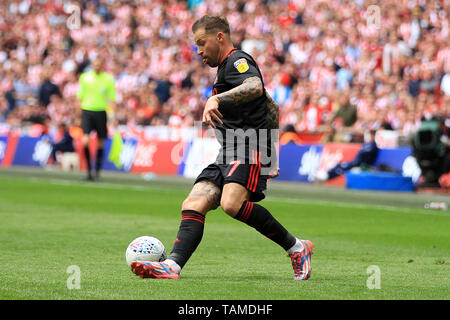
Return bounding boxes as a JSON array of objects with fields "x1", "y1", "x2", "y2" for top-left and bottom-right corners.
[{"x1": 219, "y1": 48, "x2": 237, "y2": 66}]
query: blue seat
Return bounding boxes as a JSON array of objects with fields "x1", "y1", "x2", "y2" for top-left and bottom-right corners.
[{"x1": 346, "y1": 171, "x2": 414, "y2": 192}]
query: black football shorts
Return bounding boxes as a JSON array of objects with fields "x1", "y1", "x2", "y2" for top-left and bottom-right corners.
[
  {"x1": 81, "y1": 110, "x2": 107, "y2": 139},
  {"x1": 194, "y1": 159, "x2": 269, "y2": 203}
]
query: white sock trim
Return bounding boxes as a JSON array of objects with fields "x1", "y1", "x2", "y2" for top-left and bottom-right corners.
[
  {"x1": 164, "y1": 259, "x2": 181, "y2": 273},
  {"x1": 287, "y1": 238, "x2": 304, "y2": 254}
]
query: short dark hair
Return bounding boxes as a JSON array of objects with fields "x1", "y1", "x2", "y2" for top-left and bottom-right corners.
[{"x1": 192, "y1": 15, "x2": 230, "y2": 36}]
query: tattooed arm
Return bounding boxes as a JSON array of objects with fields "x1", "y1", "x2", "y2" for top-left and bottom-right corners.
[
  {"x1": 214, "y1": 76, "x2": 264, "y2": 106},
  {"x1": 265, "y1": 90, "x2": 279, "y2": 130},
  {"x1": 214, "y1": 76, "x2": 278, "y2": 129},
  {"x1": 265, "y1": 91, "x2": 280, "y2": 179},
  {"x1": 202, "y1": 76, "x2": 263, "y2": 128}
]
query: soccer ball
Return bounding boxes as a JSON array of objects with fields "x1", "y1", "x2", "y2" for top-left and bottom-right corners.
[{"x1": 125, "y1": 236, "x2": 167, "y2": 267}]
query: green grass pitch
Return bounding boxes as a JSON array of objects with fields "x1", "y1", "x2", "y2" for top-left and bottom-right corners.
[{"x1": 0, "y1": 169, "x2": 449, "y2": 300}]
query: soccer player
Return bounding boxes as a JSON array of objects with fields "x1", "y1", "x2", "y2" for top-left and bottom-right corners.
[
  {"x1": 77, "y1": 57, "x2": 116, "y2": 181},
  {"x1": 130, "y1": 15, "x2": 314, "y2": 280}
]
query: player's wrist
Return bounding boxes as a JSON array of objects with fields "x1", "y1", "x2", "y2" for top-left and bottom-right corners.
[{"x1": 209, "y1": 95, "x2": 220, "y2": 104}]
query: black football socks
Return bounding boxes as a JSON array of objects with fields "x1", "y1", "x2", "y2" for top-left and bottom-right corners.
[
  {"x1": 168, "y1": 210, "x2": 205, "y2": 269},
  {"x1": 83, "y1": 146, "x2": 92, "y2": 178},
  {"x1": 234, "y1": 200, "x2": 297, "y2": 251},
  {"x1": 167, "y1": 204, "x2": 297, "y2": 270},
  {"x1": 95, "y1": 147, "x2": 104, "y2": 178}
]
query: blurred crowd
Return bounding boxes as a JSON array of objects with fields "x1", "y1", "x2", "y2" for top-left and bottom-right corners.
[{"x1": 0, "y1": 0, "x2": 449, "y2": 142}]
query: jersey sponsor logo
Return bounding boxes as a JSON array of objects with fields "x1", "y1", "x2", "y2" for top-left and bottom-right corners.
[{"x1": 234, "y1": 58, "x2": 249, "y2": 73}]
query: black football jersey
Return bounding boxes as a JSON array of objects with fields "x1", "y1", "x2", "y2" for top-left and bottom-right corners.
[
  {"x1": 213, "y1": 49, "x2": 268, "y2": 131},
  {"x1": 212, "y1": 49, "x2": 273, "y2": 165}
]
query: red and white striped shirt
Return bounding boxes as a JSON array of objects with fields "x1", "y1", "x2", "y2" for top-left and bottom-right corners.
[
  {"x1": 63, "y1": 81, "x2": 79, "y2": 98},
  {"x1": 437, "y1": 47, "x2": 450, "y2": 72},
  {"x1": 323, "y1": 36, "x2": 342, "y2": 50}
]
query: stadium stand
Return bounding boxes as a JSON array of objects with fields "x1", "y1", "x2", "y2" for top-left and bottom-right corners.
[{"x1": 0, "y1": 0, "x2": 449, "y2": 189}]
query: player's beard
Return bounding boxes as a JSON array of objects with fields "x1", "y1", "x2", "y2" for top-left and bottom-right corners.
[{"x1": 207, "y1": 43, "x2": 221, "y2": 68}]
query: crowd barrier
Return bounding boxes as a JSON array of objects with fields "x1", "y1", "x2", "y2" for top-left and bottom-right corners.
[{"x1": 0, "y1": 134, "x2": 420, "y2": 191}]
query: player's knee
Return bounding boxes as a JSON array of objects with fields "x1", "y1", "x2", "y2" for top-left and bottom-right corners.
[
  {"x1": 181, "y1": 197, "x2": 209, "y2": 215},
  {"x1": 181, "y1": 197, "x2": 196, "y2": 211},
  {"x1": 220, "y1": 198, "x2": 242, "y2": 217}
]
